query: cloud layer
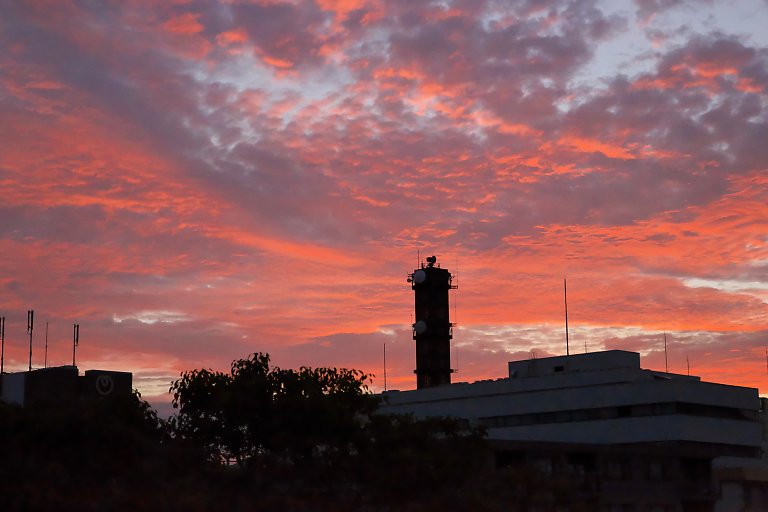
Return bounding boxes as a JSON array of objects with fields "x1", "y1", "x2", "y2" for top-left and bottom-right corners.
[{"x1": 0, "y1": 0, "x2": 766, "y2": 405}]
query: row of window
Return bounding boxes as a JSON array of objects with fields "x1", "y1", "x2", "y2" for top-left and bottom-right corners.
[{"x1": 480, "y1": 401, "x2": 757, "y2": 428}]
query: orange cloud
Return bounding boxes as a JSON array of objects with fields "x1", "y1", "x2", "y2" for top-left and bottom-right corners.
[
  {"x1": 1, "y1": 1, "x2": 766, "y2": 403},
  {"x1": 162, "y1": 13, "x2": 204, "y2": 35},
  {"x1": 557, "y1": 136, "x2": 636, "y2": 160}
]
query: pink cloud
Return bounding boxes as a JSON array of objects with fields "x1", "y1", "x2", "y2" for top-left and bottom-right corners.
[{"x1": 0, "y1": 0, "x2": 766, "y2": 407}]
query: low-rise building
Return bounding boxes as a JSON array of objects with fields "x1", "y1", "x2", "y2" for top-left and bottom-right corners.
[
  {"x1": 1, "y1": 366, "x2": 132, "y2": 406},
  {"x1": 381, "y1": 350, "x2": 767, "y2": 511}
]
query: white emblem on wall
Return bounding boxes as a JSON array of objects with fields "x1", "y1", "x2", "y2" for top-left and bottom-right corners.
[{"x1": 96, "y1": 375, "x2": 115, "y2": 396}]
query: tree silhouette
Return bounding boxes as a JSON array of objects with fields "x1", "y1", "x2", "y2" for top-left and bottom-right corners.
[
  {"x1": 167, "y1": 353, "x2": 542, "y2": 511},
  {"x1": 169, "y1": 352, "x2": 378, "y2": 466}
]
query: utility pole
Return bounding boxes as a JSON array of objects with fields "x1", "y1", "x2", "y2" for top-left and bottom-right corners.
[
  {"x1": 72, "y1": 323, "x2": 79, "y2": 367},
  {"x1": 27, "y1": 310, "x2": 34, "y2": 371},
  {"x1": 564, "y1": 278, "x2": 570, "y2": 356},
  {"x1": 383, "y1": 342, "x2": 387, "y2": 392},
  {"x1": 1, "y1": 316, "x2": 5, "y2": 374},
  {"x1": 44, "y1": 321, "x2": 49, "y2": 368}
]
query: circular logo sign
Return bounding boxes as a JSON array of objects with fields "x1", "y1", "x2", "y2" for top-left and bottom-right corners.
[{"x1": 96, "y1": 375, "x2": 115, "y2": 396}]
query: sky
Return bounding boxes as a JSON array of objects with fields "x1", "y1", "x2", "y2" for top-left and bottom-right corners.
[{"x1": 1, "y1": 0, "x2": 767, "y2": 412}]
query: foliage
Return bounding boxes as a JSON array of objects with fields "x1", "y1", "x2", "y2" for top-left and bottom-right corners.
[
  {"x1": 166, "y1": 353, "x2": 542, "y2": 510},
  {"x1": 169, "y1": 352, "x2": 378, "y2": 466},
  {"x1": 0, "y1": 390, "x2": 205, "y2": 511}
]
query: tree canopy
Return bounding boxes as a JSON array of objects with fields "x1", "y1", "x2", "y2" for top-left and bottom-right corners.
[{"x1": 169, "y1": 352, "x2": 379, "y2": 467}]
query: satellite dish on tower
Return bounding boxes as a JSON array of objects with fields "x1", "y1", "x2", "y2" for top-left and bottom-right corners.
[{"x1": 413, "y1": 270, "x2": 426, "y2": 284}]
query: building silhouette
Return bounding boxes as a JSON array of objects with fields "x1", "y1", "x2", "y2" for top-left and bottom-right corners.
[
  {"x1": 381, "y1": 256, "x2": 768, "y2": 511},
  {"x1": 409, "y1": 255, "x2": 454, "y2": 389},
  {"x1": 1, "y1": 366, "x2": 132, "y2": 406}
]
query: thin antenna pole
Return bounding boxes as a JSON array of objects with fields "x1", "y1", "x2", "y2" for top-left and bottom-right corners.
[
  {"x1": 383, "y1": 342, "x2": 387, "y2": 392},
  {"x1": 584, "y1": 340, "x2": 587, "y2": 354},
  {"x1": 454, "y1": 254, "x2": 459, "y2": 318},
  {"x1": 687, "y1": 354, "x2": 690, "y2": 376},
  {"x1": 417, "y1": 249, "x2": 421, "y2": 268},
  {"x1": 453, "y1": 265, "x2": 458, "y2": 326},
  {"x1": 44, "y1": 321, "x2": 49, "y2": 368},
  {"x1": 1, "y1": 316, "x2": 5, "y2": 375},
  {"x1": 73, "y1": 323, "x2": 79, "y2": 367},
  {"x1": 664, "y1": 332, "x2": 668, "y2": 374},
  {"x1": 453, "y1": 255, "x2": 459, "y2": 373},
  {"x1": 564, "y1": 278, "x2": 570, "y2": 356},
  {"x1": 27, "y1": 310, "x2": 34, "y2": 371},
  {"x1": 455, "y1": 340, "x2": 459, "y2": 374}
]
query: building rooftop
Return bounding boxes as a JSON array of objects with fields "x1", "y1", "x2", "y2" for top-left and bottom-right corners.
[{"x1": 380, "y1": 350, "x2": 761, "y2": 449}]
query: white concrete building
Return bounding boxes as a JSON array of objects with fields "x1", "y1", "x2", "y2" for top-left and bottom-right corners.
[
  {"x1": 380, "y1": 350, "x2": 767, "y2": 511},
  {"x1": 382, "y1": 350, "x2": 761, "y2": 454}
]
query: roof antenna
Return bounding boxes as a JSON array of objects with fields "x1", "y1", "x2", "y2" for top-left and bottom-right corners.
[
  {"x1": 383, "y1": 342, "x2": 387, "y2": 392},
  {"x1": 1, "y1": 316, "x2": 5, "y2": 374},
  {"x1": 72, "y1": 323, "x2": 79, "y2": 367},
  {"x1": 453, "y1": 255, "x2": 458, "y2": 326},
  {"x1": 44, "y1": 321, "x2": 49, "y2": 369},
  {"x1": 687, "y1": 354, "x2": 690, "y2": 376},
  {"x1": 27, "y1": 310, "x2": 34, "y2": 371},
  {"x1": 664, "y1": 332, "x2": 669, "y2": 374},
  {"x1": 564, "y1": 278, "x2": 570, "y2": 356},
  {"x1": 453, "y1": 254, "x2": 459, "y2": 374},
  {"x1": 454, "y1": 340, "x2": 459, "y2": 374}
]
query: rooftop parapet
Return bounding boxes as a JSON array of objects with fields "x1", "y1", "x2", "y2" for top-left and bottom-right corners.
[{"x1": 508, "y1": 350, "x2": 640, "y2": 379}]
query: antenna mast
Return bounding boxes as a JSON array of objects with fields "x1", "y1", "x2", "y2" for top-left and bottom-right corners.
[
  {"x1": 453, "y1": 254, "x2": 459, "y2": 373},
  {"x1": 383, "y1": 342, "x2": 387, "y2": 392},
  {"x1": 1, "y1": 316, "x2": 5, "y2": 375},
  {"x1": 664, "y1": 332, "x2": 668, "y2": 373},
  {"x1": 45, "y1": 321, "x2": 49, "y2": 368},
  {"x1": 27, "y1": 310, "x2": 34, "y2": 371},
  {"x1": 72, "y1": 323, "x2": 79, "y2": 367},
  {"x1": 451, "y1": 342, "x2": 459, "y2": 374},
  {"x1": 564, "y1": 278, "x2": 570, "y2": 356}
]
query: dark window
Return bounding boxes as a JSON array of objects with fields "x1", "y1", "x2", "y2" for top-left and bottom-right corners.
[
  {"x1": 479, "y1": 401, "x2": 757, "y2": 429},
  {"x1": 648, "y1": 462, "x2": 664, "y2": 480},
  {"x1": 681, "y1": 457, "x2": 710, "y2": 480}
]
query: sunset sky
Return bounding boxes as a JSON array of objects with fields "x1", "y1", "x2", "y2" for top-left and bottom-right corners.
[{"x1": 1, "y1": 0, "x2": 767, "y2": 411}]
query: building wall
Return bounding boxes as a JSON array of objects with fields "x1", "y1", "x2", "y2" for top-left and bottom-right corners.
[
  {"x1": 381, "y1": 353, "x2": 761, "y2": 450},
  {"x1": 487, "y1": 415, "x2": 759, "y2": 446},
  {"x1": 1, "y1": 372, "x2": 26, "y2": 405},
  {"x1": 0, "y1": 366, "x2": 132, "y2": 406},
  {"x1": 508, "y1": 350, "x2": 640, "y2": 378},
  {"x1": 380, "y1": 351, "x2": 765, "y2": 510}
]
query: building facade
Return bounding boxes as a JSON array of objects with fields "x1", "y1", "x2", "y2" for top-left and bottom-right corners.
[
  {"x1": 1, "y1": 366, "x2": 132, "y2": 406},
  {"x1": 381, "y1": 350, "x2": 766, "y2": 511}
]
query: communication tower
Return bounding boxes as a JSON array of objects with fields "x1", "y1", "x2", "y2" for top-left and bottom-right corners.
[{"x1": 407, "y1": 255, "x2": 455, "y2": 389}]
